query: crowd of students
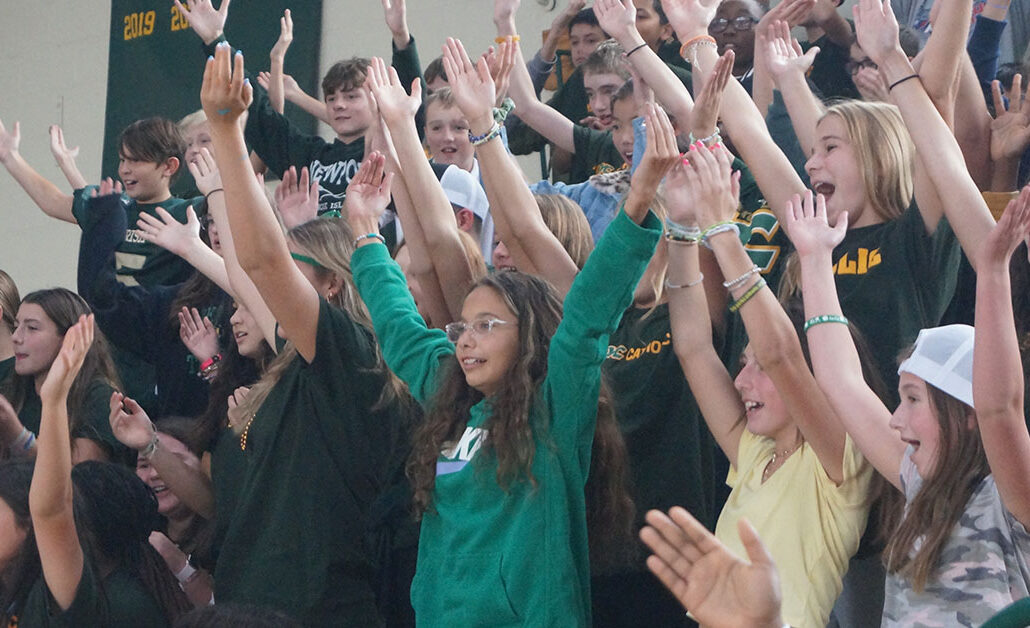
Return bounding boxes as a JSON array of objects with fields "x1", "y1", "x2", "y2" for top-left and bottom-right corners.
[{"x1": 0, "y1": 0, "x2": 1029, "y2": 625}]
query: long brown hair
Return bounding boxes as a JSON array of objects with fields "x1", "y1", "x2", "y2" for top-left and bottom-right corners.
[
  {"x1": 884, "y1": 383, "x2": 989, "y2": 592},
  {"x1": 0, "y1": 269, "x2": 19, "y2": 337},
  {"x1": 235, "y1": 217, "x2": 409, "y2": 427},
  {"x1": 407, "y1": 271, "x2": 635, "y2": 563},
  {"x1": 7, "y1": 290, "x2": 121, "y2": 435}
]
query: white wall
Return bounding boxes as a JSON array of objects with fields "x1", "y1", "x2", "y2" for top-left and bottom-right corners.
[{"x1": 0, "y1": 1, "x2": 561, "y2": 294}]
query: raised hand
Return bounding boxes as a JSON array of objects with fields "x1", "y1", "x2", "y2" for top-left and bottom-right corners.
[
  {"x1": 39, "y1": 314, "x2": 93, "y2": 404},
  {"x1": 93, "y1": 177, "x2": 123, "y2": 198},
  {"x1": 136, "y1": 206, "x2": 202, "y2": 257},
  {"x1": 682, "y1": 142, "x2": 741, "y2": 230},
  {"x1": 977, "y1": 185, "x2": 1030, "y2": 270},
  {"x1": 186, "y1": 147, "x2": 223, "y2": 196},
  {"x1": 640, "y1": 507, "x2": 783, "y2": 628},
  {"x1": 201, "y1": 43, "x2": 253, "y2": 129},
  {"x1": 178, "y1": 306, "x2": 220, "y2": 363},
  {"x1": 483, "y1": 39, "x2": 517, "y2": 106},
  {"x1": 275, "y1": 166, "x2": 320, "y2": 228},
  {"x1": 343, "y1": 152, "x2": 393, "y2": 228},
  {"x1": 48, "y1": 125, "x2": 80, "y2": 165},
  {"x1": 593, "y1": 0, "x2": 640, "y2": 46},
  {"x1": 441, "y1": 37, "x2": 497, "y2": 133},
  {"x1": 631, "y1": 104, "x2": 681, "y2": 192},
  {"x1": 691, "y1": 50, "x2": 734, "y2": 138},
  {"x1": 782, "y1": 190, "x2": 848, "y2": 258},
  {"x1": 108, "y1": 391, "x2": 156, "y2": 452},
  {"x1": 0, "y1": 118, "x2": 21, "y2": 165},
  {"x1": 852, "y1": 0, "x2": 903, "y2": 66},
  {"x1": 990, "y1": 76, "x2": 1030, "y2": 163},
  {"x1": 174, "y1": 0, "x2": 231, "y2": 45},
  {"x1": 852, "y1": 66, "x2": 889, "y2": 102},
  {"x1": 764, "y1": 20, "x2": 819, "y2": 80},
  {"x1": 660, "y1": 0, "x2": 721, "y2": 42},
  {"x1": 364, "y1": 57, "x2": 422, "y2": 125},
  {"x1": 270, "y1": 9, "x2": 293, "y2": 62},
  {"x1": 756, "y1": 0, "x2": 817, "y2": 37},
  {"x1": 381, "y1": 0, "x2": 409, "y2": 46},
  {"x1": 493, "y1": 0, "x2": 521, "y2": 30}
]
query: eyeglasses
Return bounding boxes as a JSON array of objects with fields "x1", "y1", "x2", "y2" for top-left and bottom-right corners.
[
  {"x1": 844, "y1": 58, "x2": 878, "y2": 75},
  {"x1": 444, "y1": 318, "x2": 512, "y2": 343},
  {"x1": 708, "y1": 16, "x2": 756, "y2": 34}
]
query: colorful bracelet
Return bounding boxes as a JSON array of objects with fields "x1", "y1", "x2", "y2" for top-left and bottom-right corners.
[
  {"x1": 728, "y1": 277, "x2": 766, "y2": 312},
  {"x1": 495, "y1": 35, "x2": 520, "y2": 44},
  {"x1": 469, "y1": 122, "x2": 502, "y2": 146},
  {"x1": 803, "y1": 314, "x2": 849, "y2": 332},
  {"x1": 722, "y1": 265, "x2": 760, "y2": 289},
  {"x1": 665, "y1": 273, "x2": 704, "y2": 289},
  {"x1": 665, "y1": 219, "x2": 702, "y2": 243},
  {"x1": 354, "y1": 232, "x2": 386, "y2": 247},
  {"x1": 679, "y1": 35, "x2": 717, "y2": 61},
  {"x1": 198, "y1": 354, "x2": 222, "y2": 373}
]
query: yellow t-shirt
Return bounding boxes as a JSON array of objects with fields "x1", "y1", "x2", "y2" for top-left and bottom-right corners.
[{"x1": 715, "y1": 430, "x2": 873, "y2": 628}]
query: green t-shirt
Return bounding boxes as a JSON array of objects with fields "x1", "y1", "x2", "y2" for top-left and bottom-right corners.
[
  {"x1": 17, "y1": 556, "x2": 168, "y2": 627},
  {"x1": 352, "y1": 208, "x2": 661, "y2": 627},
  {"x1": 212, "y1": 300, "x2": 408, "y2": 627},
  {"x1": 17, "y1": 380, "x2": 133, "y2": 465},
  {"x1": 604, "y1": 304, "x2": 727, "y2": 541},
  {"x1": 733, "y1": 203, "x2": 960, "y2": 400},
  {"x1": 572, "y1": 125, "x2": 626, "y2": 183},
  {"x1": 73, "y1": 188, "x2": 200, "y2": 288}
]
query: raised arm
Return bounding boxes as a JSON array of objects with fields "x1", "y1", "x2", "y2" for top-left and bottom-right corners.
[
  {"x1": 665, "y1": 155, "x2": 748, "y2": 466},
  {"x1": 594, "y1": 0, "x2": 694, "y2": 123},
  {"x1": 751, "y1": 0, "x2": 817, "y2": 117},
  {"x1": 854, "y1": 0, "x2": 995, "y2": 262},
  {"x1": 201, "y1": 45, "x2": 321, "y2": 361},
  {"x1": 365, "y1": 56, "x2": 475, "y2": 316},
  {"x1": 134, "y1": 205, "x2": 232, "y2": 295},
  {"x1": 190, "y1": 149, "x2": 278, "y2": 352},
  {"x1": 265, "y1": 9, "x2": 293, "y2": 115},
  {"x1": 662, "y1": 0, "x2": 807, "y2": 222},
  {"x1": 48, "y1": 125, "x2": 88, "y2": 190},
  {"x1": 763, "y1": 20, "x2": 823, "y2": 157},
  {"x1": 30, "y1": 315, "x2": 92, "y2": 610},
  {"x1": 785, "y1": 192, "x2": 904, "y2": 488},
  {"x1": 444, "y1": 37, "x2": 580, "y2": 295},
  {"x1": 0, "y1": 119, "x2": 76, "y2": 224},
  {"x1": 972, "y1": 187, "x2": 1030, "y2": 529},
  {"x1": 989, "y1": 77, "x2": 1030, "y2": 193}
]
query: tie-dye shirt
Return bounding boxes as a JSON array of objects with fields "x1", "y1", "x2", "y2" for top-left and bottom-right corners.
[{"x1": 883, "y1": 446, "x2": 1030, "y2": 627}]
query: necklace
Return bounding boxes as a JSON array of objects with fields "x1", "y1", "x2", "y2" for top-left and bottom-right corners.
[
  {"x1": 762, "y1": 440, "x2": 802, "y2": 482},
  {"x1": 227, "y1": 413, "x2": 257, "y2": 451}
]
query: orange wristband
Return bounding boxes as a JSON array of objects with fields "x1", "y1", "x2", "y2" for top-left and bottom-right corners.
[
  {"x1": 495, "y1": 35, "x2": 520, "y2": 44},
  {"x1": 679, "y1": 35, "x2": 716, "y2": 59}
]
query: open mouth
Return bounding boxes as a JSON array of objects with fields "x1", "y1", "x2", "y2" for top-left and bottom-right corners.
[
  {"x1": 14, "y1": 353, "x2": 27, "y2": 361},
  {"x1": 813, "y1": 182, "x2": 835, "y2": 198},
  {"x1": 744, "y1": 400, "x2": 764, "y2": 415},
  {"x1": 460, "y1": 357, "x2": 486, "y2": 369}
]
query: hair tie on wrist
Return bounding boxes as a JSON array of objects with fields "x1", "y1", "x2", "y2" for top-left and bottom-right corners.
[
  {"x1": 204, "y1": 188, "x2": 224, "y2": 201},
  {"x1": 626, "y1": 42, "x2": 649, "y2": 58},
  {"x1": 888, "y1": 74, "x2": 920, "y2": 91}
]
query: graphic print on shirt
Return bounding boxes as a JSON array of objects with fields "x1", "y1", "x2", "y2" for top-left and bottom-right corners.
[
  {"x1": 437, "y1": 426, "x2": 488, "y2": 476},
  {"x1": 310, "y1": 157, "x2": 360, "y2": 214}
]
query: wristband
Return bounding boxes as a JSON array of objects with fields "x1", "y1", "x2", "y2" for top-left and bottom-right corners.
[
  {"x1": 888, "y1": 74, "x2": 919, "y2": 91},
  {"x1": 198, "y1": 354, "x2": 221, "y2": 373},
  {"x1": 701, "y1": 220, "x2": 740, "y2": 249},
  {"x1": 665, "y1": 219, "x2": 702, "y2": 243},
  {"x1": 803, "y1": 314, "x2": 849, "y2": 332},
  {"x1": 728, "y1": 277, "x2": 766, "y2": 312},
  {"x1": 139, "y1": 431, "x2": 159, "y2": 461},
  {"x1": 12, "y1": 428, "x2": 34, "y2": 451},
  {"x1": 470, "y1": 122, "x2": 503, "y2": 146},
  {"x1": 353, "y1": 232, "x2": 386, "y2": 247},
  {"x1": 688, "y1": 129, "x2": 722, "y2": 146},
  {"x1": 175, "y1": 562, "x2": 199, "y2": 585},
  {"x1": 495, "y1": 35, "x2": 519, "y2": 44}
]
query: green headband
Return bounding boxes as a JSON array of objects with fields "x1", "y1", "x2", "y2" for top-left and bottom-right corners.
[{"x1": 290, "y1": 252, "x2": 326, "y2": 269}]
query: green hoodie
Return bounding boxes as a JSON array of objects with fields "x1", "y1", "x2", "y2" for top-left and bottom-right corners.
[{"x1": 352, "y1": 208, "x2": 660, "y2": 627}]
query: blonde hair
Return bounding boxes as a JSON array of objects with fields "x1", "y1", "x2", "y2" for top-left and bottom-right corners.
[
  {"x1": 235, "y1": 217, "x2": 408, "y2": 427},
  {"x1": 456, "y1": 230, "x2": 489, "y2": 280},
  {"x1": 0, "y1": 270, "x2": 19, "y2": 335},
  {"x1": 424, "y1": 87, "x2": 457, "y2": 112},
  {"x1": 177, "y1": 109, "x2": 208, "y2": 134},
  {"x1": 534, "y1": 194, "x2": 595, "y2": 269},
  {"x1": 820, "y1": 101, "x2": 914, "y2": 223}
]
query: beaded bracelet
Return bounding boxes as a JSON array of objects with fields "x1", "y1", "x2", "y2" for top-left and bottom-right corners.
[
  {"x1": 665, "y1": 219, "x2": 702, "y2": 243},
  {"x1": 354, "y1": 232, "x2": 386, "y2": 247},
  {"x1": 803, "y1": 314, "x2": 849, "y2": 332},
  {"x1": 701, "y1": 220, "x2": 740, "y2": 248},
  {"x1": 470, "y1": 122, "x2": 502, "y2": 146},
  {"x1": 728, "y1": 277, "x2": 766, "y2": 312},
  {"x1": 495, "y1": 35, "x2": 520, "y2": 44},
  {"x1": 723, "y1": 265, "x2": 760, "y2": 289},
  {"x1": 666, "y1": 273, "x2": 704, "y2": 289},
  {"x1": 688, "y1": 129, "x2": 722, "y2": 146}
]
